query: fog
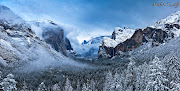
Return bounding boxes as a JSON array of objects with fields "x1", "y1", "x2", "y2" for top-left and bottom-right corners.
[{"x1": 15, "y1": 45, "x2": 92, "y2": 73}]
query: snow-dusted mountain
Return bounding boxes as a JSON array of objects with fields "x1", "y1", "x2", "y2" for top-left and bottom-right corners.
[
  {"x1": 82, "y1": 36, "x2": 110, "y2": 45},
  {"x1": 75, "y1": 36, "x2": 110, "y2": 59},
  {"x1": 154, "y1": 11, "x2": 180, "y2": 37},
  {"x1": 98, "y1": 27, "x2": 135, "y2": 58},
  {"x1": 98, "y1": 11, "x2": 180, "y2": 58},
  {"x1": 0, "y1": 5, "x2": 25, "y2": 25},
  {"x1": 0, "y1": 5, "x2": 87, "y2": 70},
  {"x1": 28, "y1": 20, "x2": 74, "y2": 56}
]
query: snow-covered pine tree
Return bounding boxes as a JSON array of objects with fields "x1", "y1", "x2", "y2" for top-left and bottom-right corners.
[
  {"x1": 145, "y1": 56, "x2": 169, "y2": 91},
  {"x1": 21, "y1": 81, "x2": 28, "y2": 91},
  {"x1": 76, "y1": 80, "x2": 81, "y2": 91},
  {"x1": 163, "y1": 53, "x2": 180, "y2": 83},
  {"x1": 119, "y1": 71, "x2": 125, "y2": 90},
  {"x1": 0, "y1": 71, "x2": 2, "y2": 81},
  {"x1": 64, "y1": 78, "x2": 73, "y2": 91},
  {"x1": 0, "y1": 73, "x2": 17, "y2": 91},
  {"x1": 126, "y1": 85, "x2": 133, "y2": 91},
  {"x1": 89, "y1": 79, "x2": 96, "y2": 91},
  {"x1": 82, "y1": 83, "x2": 88, "y2": 91},
  {"x1": 52, "y1": 83, "x2": 60, "y2": 91},
  {"x1": 112, "y1": 72, "x2": 123, "y2": 91},
  {"x1": 135, "y1": 62, "x2": 150, "y2": 91},
  {"x1": 163, "y1": 53, "x2": 180, "y2": 90},
  {"x1": 0, "y1": 71, "x2": 2, "y2": 80},
  {"x1": 37, "y1": 82, "x2": 47, "y2": 91},
  {"x1": 0, "y1": 71, "x2": 2, "y2": 90},
  {"x1": 124, "y1": 60, "x2": 136, "y2": 90},
  {"x1": 103, "y1": 71, "x2": 113, "y2": 91},
  {"x1": 170, "y1": 81, "x2": 180, "y2": 91}
]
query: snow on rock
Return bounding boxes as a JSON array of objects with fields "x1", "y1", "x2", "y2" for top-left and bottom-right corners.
[
  {"x1": 154, "y1": 11, "x2": 180, "y2": 37},
  {"x1": 28, "y1": 20, "x2": 74, "y2": 57},
  {"x1": 155, "y1": 11, "x2": 180, "y2": 27},
  {"x1": 28, "y1": 20, "x2": 62, "y2": 39},
  {"x1": 98, "y1": 27, "x2": 135, "y2": 58},
  {"x1": 77, "y1": 36, "x2": 110, "y2": 59},
  {"x1": 100, "y1": 37, "x2": 118, "y2": 48},
  {"x1": 0, "y1": 5, "x2": 88, "y2": 71},
  {"x1": 112, "y1": 27, "x2": 135, "y2": 43},
  {"x1": 0, "y1": 5, "x2": 25, "y2": 25},
  {"x1": 100, "y1": 27, "x2": 135, "y2": 48}
]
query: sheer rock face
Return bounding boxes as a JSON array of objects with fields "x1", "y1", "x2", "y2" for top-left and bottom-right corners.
[
  {"x1": 0, "y1": 5, "x2": 82, "y2": 69},
  {"x1": 98, "y1": 27, "x2": 171, "y2": 58},
  {"x1": 42, "y1": 26, "x2": 73, "y2": 56},
  {"x1": 28, "y1": 20, "x2": 74, "y2": 56},
  {"x1": 98, "y1": 45, "x2": 114, "y2": 58},
  {"x1": 115, "y1": 29, "x2": 144, "y2": 53},
  {"x1": 65, "y1": 38, "x2": 73, "y2": 50},
  {"x1": 143, "y1": 27, "x2": 168, "y2": 43},
  {"x1": 98, "y1": 11, "x2": 180, "y2": 58}
]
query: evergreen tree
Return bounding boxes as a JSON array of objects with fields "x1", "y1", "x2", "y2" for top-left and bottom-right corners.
[
  {"x1": 52, "y1": 83, "x2": 60, "y2": 91},
  {"x1": 0, "y1": 71, "x2": 2, "y2": 90},
  {"x1": 146, "y1": 56, "x2": 169, "y2": 91},
  {"x1": 112, "y1": 72, "x2": 123, "y2": 91},
  {"x1": 163, "y1": 53, "x2": 180, "y2": 83},
  {"x1": 21, "y1": 81, "x2": 28, "y2": 91},
  {"x1": 135, "y1": 62, "x2": 150, "y2": 91},
  {"x1": 82, "y1": 83, "x2": 88, "y2": 91},
  {"x1": 124, "y1": 60, "x2": 136, "y2": 90},
  {"x1": 89, "y1": 79, "x2": 96, "y2": 91},
  {"x1": 76, "y1": 80, "x2": 81, "y2": 91},
  {"x1": 170, "y1": 81, "x2": 180, "y2": 91},
  {"x1": 103, "y1": 71, "x2": 113, "y2": 91},
  {"x1": 38, "y1": 82, "x2": 47, "y2": 91},
  {"x1": 0, "y1": 71, "x2": 2, "y2": 80},
  {"x1": 0, "y1": 73, "x2": 17, "y2": 91},
  {"x1": 64, "y1": 78, "x2": 73, "y2": 91}
]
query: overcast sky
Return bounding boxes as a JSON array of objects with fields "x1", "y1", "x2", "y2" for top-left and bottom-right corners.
[{"x1": 0, "y1": 0, "x2": 180, "y2": 43}]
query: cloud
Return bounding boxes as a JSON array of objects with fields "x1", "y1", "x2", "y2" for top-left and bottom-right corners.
[{"x1": 1, "y1": 0, "x2": 180, "y2": 48}]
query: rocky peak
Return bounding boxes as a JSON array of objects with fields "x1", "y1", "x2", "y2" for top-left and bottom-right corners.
[
  {"x1": 77, "y1": 36, "x2": 110, "y2": 59},
  {"x1": 0, "y1": 5, "x2": 25, "y2": 25},
  {"x1": 29, "y1": 20, "x2": 73, "y2": 56},
  {"x1": 98, "y1": 11, "x2": 180, "y2": 58},
  {"x1": 98, "y1": 27, "x2": 135, "y2": 58},
  {"x1": 154, "y1": 11, "x2": 180, "y2": 30},
  {"x1": 99, "y1": 26, "x2": 174, "y2": 58}
]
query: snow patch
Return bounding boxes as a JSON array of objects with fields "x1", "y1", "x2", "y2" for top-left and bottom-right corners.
[
  {"x1": 113, "y1": 27, "x2": 135, "y2": 43},
  {"x1": 0, "y1": 5, "x2": 25, "y2": 25},
  {"x1": 101, "y1": 37, "x2": 118, "y2": 48},
  {"x1": 100, "y1": 27, "x2": 135, "y2": 48}
]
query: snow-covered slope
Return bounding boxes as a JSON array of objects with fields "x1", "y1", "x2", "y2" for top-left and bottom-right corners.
[
  {"x1": 98, "y1": 11, "x2": 180, "y2": 58},
  {"x1": 0, "y1": 5, "x2": 25, "y2": 25},
  {"x1": 131, "y1": 36, "x2": 180, "y2": 64},
  {"x1": 98, "y1": 27, "x2": 135, "y2": 58},
  {"x1": 100, "y1": 37, "x2": 118, "y2": 48},
  {"x1": 154, "y1": 11, "x2": 180, "y2": 28},
  {"x1": 100, "y1": 27, "x2": 135, "y2": 48},
  {"x1": 154, "y1": 11, "x2": 180, "y2": 37},
  {"x1": 28, "y1": 20, "x2": 61, "y2": 39},
  {"x1": 75, "y1": 36, "x2": 110, "y2": 59},
  {"x1": 28, "y1": 20, "x2": 74, "y2": 56},
  {"x1": 0, "y1": 5, "x2": 87, "y2": 70},
  {"x1": 112, "y1": 27, "x2": 135, "y2": 43}
]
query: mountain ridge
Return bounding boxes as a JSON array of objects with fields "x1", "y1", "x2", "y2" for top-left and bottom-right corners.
[
  {"x1": 98, "y1": 11, "x2": 180, "y2": 58},
  {"x1": 0, "y1": 5, "x2": 87, "y2": 70}
]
